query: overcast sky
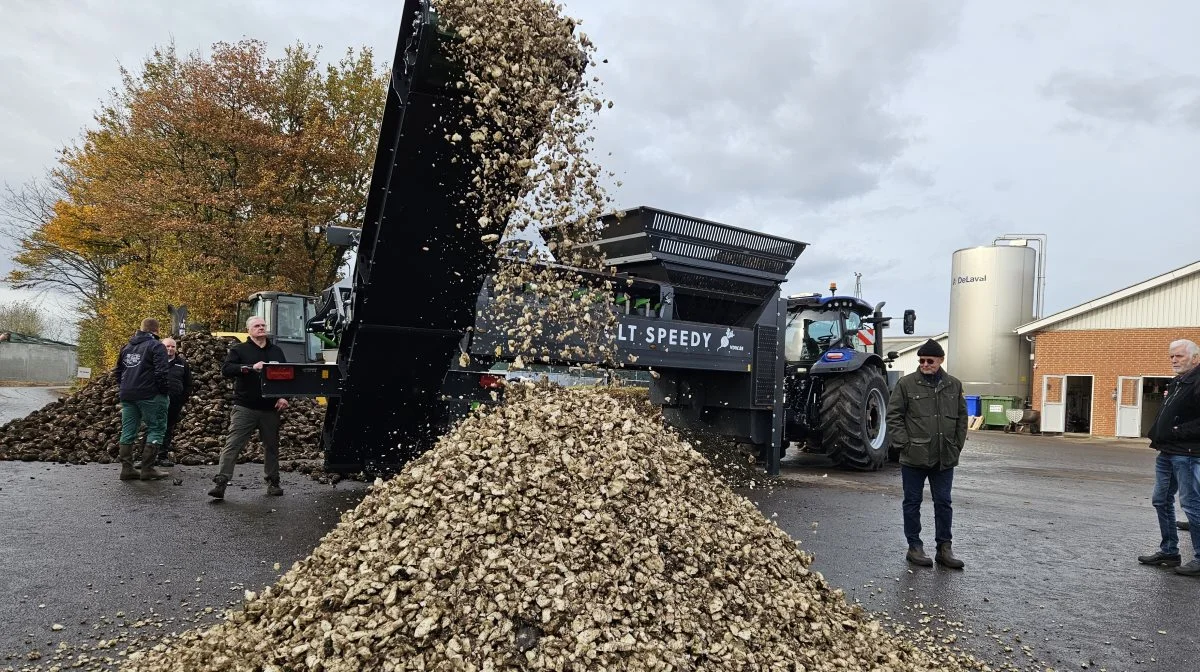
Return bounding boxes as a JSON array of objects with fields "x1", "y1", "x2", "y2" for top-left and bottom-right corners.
[{"x1": 3, "y1": 0, "x2": 1199, "y2": 338}]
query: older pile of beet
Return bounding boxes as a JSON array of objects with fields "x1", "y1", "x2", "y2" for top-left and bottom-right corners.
[
  {"x1": 0, "y1": 332, "x2": 323, "y2": 465},
  {"x1": 120, "y1": 385, "x2": 986, "y2": 671}
]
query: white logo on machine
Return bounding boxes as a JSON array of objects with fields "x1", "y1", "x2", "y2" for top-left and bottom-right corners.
[
  {"x1": 123, "y1": 352, "x2": 142, "y2": 367},
  {"x1": 715, "y1": 328, "x2": 743, "y2": 352},
  {"x1": 616, "y1": 323, "x2": 744, "y2": 353}
]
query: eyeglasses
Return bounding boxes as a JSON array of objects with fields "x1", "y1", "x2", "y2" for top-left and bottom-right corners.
[{"x1": 918, "y1": 358, "x2": 939, "y2": 365}]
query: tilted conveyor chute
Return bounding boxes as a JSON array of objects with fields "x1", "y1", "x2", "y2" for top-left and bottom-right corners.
[{"x1": 319, "y1": 0, "x2": 530, "y2": 472}]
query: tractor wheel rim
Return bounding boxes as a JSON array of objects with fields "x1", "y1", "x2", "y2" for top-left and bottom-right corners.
[{"x1": 866, "y1": 387, "x2": 886, "y2": 450}]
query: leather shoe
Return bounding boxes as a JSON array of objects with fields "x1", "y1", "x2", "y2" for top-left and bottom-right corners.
[
  {"x1": 1175, "y1": 560, "x2": 1200, "y2": 576},
  {"x1": 906, "y1": 545, "x2": 933, "y2": 567},
  {"x1": 1137, "y1": 551, "x2": 1182, "y2": 567},
  {"x1": 208, "y1": 474, "x2": 229, "y2": 500},
  {"x1": 936, "y1": 542, "x2": 965, "y2": 569}
]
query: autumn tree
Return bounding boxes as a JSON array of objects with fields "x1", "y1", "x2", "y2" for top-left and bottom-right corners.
[{"x1": 2, "y1": 40, "x2": 386, "y2": 367}]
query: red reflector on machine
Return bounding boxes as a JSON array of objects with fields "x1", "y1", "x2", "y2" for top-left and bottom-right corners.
[
  {"x1": 265, "y1": 366, "x2": 295, "y2": 381},
  {"x1": 479, "y1": 374, "x2": 504, "y2": 389},
  {"x1": 824, "y1": 352, "x2": 846, "y2": 361}
]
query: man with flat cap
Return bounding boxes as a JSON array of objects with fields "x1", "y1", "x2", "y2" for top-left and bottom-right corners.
[{"x1": 886, "y1": 338, "x2": 968, "y2": 569}]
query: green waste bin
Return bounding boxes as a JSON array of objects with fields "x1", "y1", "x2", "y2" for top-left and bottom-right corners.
[{"x1": 980, "y1": 396, "x2": 1022, "y2": 428}]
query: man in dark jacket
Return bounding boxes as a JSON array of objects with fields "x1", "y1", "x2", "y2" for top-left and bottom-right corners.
[
  {"x1": 886, "y1": 339, "x2": 968, "y2": 569},
  {"x1": 154, "y1": 337, "x2": 192, "y2": 467},
  {"x1": 208, "y1": 316, "x2": 289, "y2": 500},
  {"x1": 1137, "y1": 339, "x2": 1200, "y2": 576},
  {"x1": 113, "y1": 318, "x2": 171, "y2": 481}
]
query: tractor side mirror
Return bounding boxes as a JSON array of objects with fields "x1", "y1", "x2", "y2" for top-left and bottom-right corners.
[
  {"x1": 887, "y1": 351, "x2": 899, "y2": 362},
  {"x1": 325, "y1": 225, "x2": 362, "y2": 248},
  {"x1": 903, "y1": 309, "x2": 916, "y2": 335}
]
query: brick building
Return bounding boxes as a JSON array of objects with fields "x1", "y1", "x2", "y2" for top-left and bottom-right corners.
[{"x1": 1016, "y1": 260, "x2": 1200, "y2": 437}]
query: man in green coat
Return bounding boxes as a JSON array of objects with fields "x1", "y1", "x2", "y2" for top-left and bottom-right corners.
[{"x1": 886, "y1": 339, "x2": 968, "y2": 569}]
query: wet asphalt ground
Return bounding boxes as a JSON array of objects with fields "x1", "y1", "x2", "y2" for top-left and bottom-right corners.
[
  {"x1": 0, "y1": 387, "x2": 66, "y2": 423},
  {"x1": 1, "y1": 416, "x2": 1196, "y2": 670},
  {"x1": 769, "y1": 432, "x2": 1198, "y2": 671},
  {"x1": 0, "y1": 461, "x2": 370, "y2": 670}
]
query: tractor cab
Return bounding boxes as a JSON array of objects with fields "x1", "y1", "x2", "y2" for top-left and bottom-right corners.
[
  {"x1": 784, "y1": 292, "x2": 879, "y2": 366},
  {"x1": 225, "y1": 291, "x2": 324, "y2": 363}
]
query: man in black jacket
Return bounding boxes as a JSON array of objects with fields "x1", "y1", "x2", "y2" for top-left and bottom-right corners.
[
  {"x1": 155, "y1": 337, "x2": 192, "y2": 467},
  {"x1": 1138, "y1": 338, "x2": 1200, "y2": 576},
  {"x1": 208, "y1": 316, "x2": 289, "y2": 500},
  {"x1": 114, "y1": 318, "x2": 171, "y2": 481}
]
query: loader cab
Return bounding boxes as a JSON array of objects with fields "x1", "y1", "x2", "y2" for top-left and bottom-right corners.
[
  {"x1": 784, "y1": 294, "x2": 876, "y2": 366},
  {"x1": 228, "y1": 291, "x2": 323, "y2": 363}
]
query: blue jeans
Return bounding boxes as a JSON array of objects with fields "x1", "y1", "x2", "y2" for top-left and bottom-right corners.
[
  {"x1": 1151, "y1": 452, "x2": 1200, "y2": 560},
  {"x1": 902, "y1": 465, "x2": 954, "y2": 548}
]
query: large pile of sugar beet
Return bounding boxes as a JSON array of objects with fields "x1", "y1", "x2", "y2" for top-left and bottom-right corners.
[
  {"x1": 0, "y1": 332, "x2": 323, "y2": 466},
  {"x1": 121, "y1": 386, "x2": 985, "y2": 671}
]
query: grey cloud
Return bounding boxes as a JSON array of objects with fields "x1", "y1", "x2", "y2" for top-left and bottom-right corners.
[
  {"x1": 1009, "y1": 11, "x2": 1070, "y2": 44},
  {"x1": 887, "y1": 163, "x2": 937, "y2": 189},
  {"x1": 1041, "y1": 70, "x2": 1200, "y2": 128},
  {"x1": 581, "y1": 0, "x2": 963, "y2": 212},
  {"x1": 692, "y1": 193, "x2": 967, "y2": 327}
]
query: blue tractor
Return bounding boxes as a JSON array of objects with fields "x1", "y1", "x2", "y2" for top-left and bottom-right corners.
[{"x1": 783, "y1": 289, "x2": 915, "y2": 470}]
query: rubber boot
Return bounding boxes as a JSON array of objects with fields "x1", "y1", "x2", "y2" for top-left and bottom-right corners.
[
  {"x1": 132, "y1": 437, "x2": 146, "y2": 469},
  {"x1": 906, "y1": 545, "x2": 933, "y2": 567},
  {"x1": 139, "y1": 443, "x2": 168, "y2": 480},
  {"x1": 936, "y1": 542, "x2": 965, "y2": 569},
  {"x1": 118, "y1": 444, "x2": 139, "y2": 481},
  {"x1": 208, "y1": 474, "x2": 229, "y2": 500}
]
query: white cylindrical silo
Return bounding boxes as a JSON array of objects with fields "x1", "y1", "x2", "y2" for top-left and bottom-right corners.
[{"x1": 947, "y1": 245, "x2": 1037, "y2": 399}]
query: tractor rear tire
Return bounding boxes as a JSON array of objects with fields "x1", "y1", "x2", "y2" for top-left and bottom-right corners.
[{"x1": 818, "y1": 367, "x2": 889, "y2": 471}]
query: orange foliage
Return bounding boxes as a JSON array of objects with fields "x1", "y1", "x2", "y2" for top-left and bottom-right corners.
[{"x1": 7, "y1": 40, "x2": 386, "y2": 367}]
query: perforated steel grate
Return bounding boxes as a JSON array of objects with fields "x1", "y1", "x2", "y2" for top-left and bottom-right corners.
[
  {"x1": 668, "y1": 270, "x2": 775, "y2": 300},
  {"x1": 754, "y1": 326, "x2": 779, "y2": 406},
  {"x1": 656, "y1": 238, "x2": 795, "y2": 275},
  {"x1": 649, "y1": 211, "x2": 801, "y2": 258}
]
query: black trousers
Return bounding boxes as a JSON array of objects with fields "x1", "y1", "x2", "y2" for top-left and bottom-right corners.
[{"x1": 159, "y1": 396, "x2": 185, "y2": 456}]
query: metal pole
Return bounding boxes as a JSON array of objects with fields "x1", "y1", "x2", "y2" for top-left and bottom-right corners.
[
  {"x1": 994, "y1": 234, "x2": 1047, "y2": 407},
  {"x1": 994, "y1": 233, "x2": 1047, "y2": 319}
]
